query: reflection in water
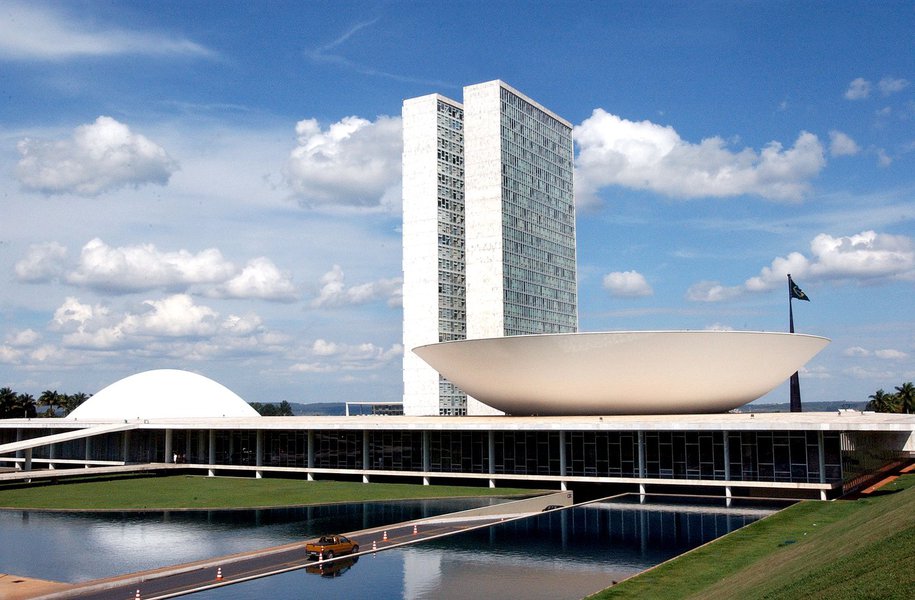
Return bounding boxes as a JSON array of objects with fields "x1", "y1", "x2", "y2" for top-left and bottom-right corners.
[
  {"x1": 306, "y1": 555, "x2": 360, "y2": 578},
  {"x1": 0, "y1": 496, "x2": 785, "y2": 599},
  {"x1": 0, "y1": 497, "x2": 500, "y2": 582}
]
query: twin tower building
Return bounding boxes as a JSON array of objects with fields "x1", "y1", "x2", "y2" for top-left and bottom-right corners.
[{"x1": 402, "y1": 80, "x2": 579, "y2": 416}]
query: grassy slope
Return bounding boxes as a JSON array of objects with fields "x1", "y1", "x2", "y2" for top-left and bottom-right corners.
[
  {"x1": 0, "y1": 474, "x2": 539, "y2": 510},
  {"x1": 589, "y1": 475, "x2": 915, "y2": 600}
]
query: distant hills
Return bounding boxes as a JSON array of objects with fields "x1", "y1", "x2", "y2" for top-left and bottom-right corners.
[
  {"x1": 743, "y1": 400, "x2": 868, "y2": 413},
  {"x1": 272, "y1": 400, "x2": 868, "y2": 417}
]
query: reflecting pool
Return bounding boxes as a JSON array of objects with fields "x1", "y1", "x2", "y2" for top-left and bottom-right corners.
[{"x1": 0, "y1": 495, "x2": 785, "y2": 599}]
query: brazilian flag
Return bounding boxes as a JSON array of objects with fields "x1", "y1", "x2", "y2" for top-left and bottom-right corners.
[{"x1": 789, "y1": 275, "x2": 810, "y2": 302}]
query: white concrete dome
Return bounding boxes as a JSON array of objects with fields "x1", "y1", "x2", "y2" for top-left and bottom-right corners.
[
  {"x1": 67, "y1": 369, "x2": 259, "y2": 420},
  {"x1": 413, "y1": 331, "x2": 830, "y2": 415}
]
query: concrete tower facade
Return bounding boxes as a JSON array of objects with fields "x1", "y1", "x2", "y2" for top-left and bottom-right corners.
[{"x1": 402, "y1": 81, "x2": 577, "y2": 416}]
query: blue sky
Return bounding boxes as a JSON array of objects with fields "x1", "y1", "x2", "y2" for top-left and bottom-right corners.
[{"x1": 0, "y1": 1, "x2": 913, "y2": 408}]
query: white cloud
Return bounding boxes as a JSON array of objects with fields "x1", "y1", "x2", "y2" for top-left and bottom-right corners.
[
  {"x1": 705, "y1": 323, "x2": 734, "y2": 331},
  {"x1": 878, "y1": 77, "x2": 910, "y2": 96},
  {"x1": 828, "y1": 130, "x2": 860, "y2": 157},
  {"x1": 685, "y1": 280, "x2": 743, "y2": 303},
  {"x1": 310, "y1": 265, "x2": 402, "y2": 308},
  {"x1": 14, "y1": 242, "x2": 68, "y2": 282},
  {"x1": 877, "y1": 148, "x2": 892, "y2": 167},
  {"x1": 217, "y1": 257, "x2": 298, "y2": 301},
  {"x1": 875, "y1": 349, "x2": 908, "y2": 360},
  {"x1": 53, "y1": 294, "x2": 268, "y2": 350},
  {"x1": 0, "y1": 3, "x2": 214, "y2": 61},
  {"x1": 574, "y1": 109, "x2": 825, "y2": 207},
  {"x1": 693, "y1": 230, "x2": 915, "y2": 302},
  {"x1": 290, "y1": 340, "x2": 403, "y2": 373},
  {"x1": 845, "y1": 78, "x2": 871, "y2": 100},
  {"x1": 0, "y1": 346, "x2": 21, "y2": 364},
  {"x1": 16, "y1": 116, "x2": 179, "y2": 196},
  {"x1": 5, "y1": 329, "x2": 41, "y2": 347},
  {"x1": 284, "y1": 115, "x2": 403, "y2": 211},
  {"x1": 602, "y1": 270, "x2": 653, "y2": 297},
  {"x1": 843, "y1": 346, "x2": 871, "y2": 357},
  {"x1": 312, "y1": 339, "x2": 342, "y2": 356},
  {"x1": 67, "y1": 238, "x2": 235, "y2": 293}
]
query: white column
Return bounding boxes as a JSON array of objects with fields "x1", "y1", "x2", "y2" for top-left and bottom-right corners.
[
  {"x1": 122, "y1": 431, "x2": 130, "y2": 464},
  {"x1": 817, "y1": 431, "x2": 826, "y2": 484},
  {"x1": 637, "y1": 431, "x2": 646, "y2": 477},
  {"x1": 84, "y1": 436, "x2": 92, "y2": 468},
  {"x1": 49, "y1": 442, "x2": 57, "y2": 470},
  {"x1": 559, "y1": 431, "x2": 567, "y2": 491},
  {"x1": 165, "y1": 429, "x2": 173, "y2": 464},
  {"x1": 488, "y1": 430, "x2": 496, "y2": 488},
  {"x1": 207, "y1": 430, "x2": 216, "y2": 477},
  {"x1": 255, "y1": 429, "x2": 263, "y2": 479},
  {"x1": 362, "y1": 430, "x2": 370, "y2": 483},
  {"x1": 422, "y1": 431, "x2": 430, "y2": 486},
  {"x1": 307, "y1": 430, "x2": 314, "y2": 481}
]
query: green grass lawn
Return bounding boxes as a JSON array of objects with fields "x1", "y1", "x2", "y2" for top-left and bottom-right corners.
[
  {"x1": 0, "y1": 474, "x2": 540, "y2": 510},
  {"x1": 588, "y1": 474, "x2": 915, "y2": 600}
]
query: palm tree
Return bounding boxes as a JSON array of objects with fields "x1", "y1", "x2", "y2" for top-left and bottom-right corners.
[
  {"x1": 895, "y1": 382, "x2": 915, "y2": 414},
  {"x1": 866, "y1": 389, "x2": 900, "y2": 413},
  {"x1": 61, "y1": 392, "x2": 90, "y2": 416},
  {"x1": 0, "y1": 387, "x2": 18, "y2": 419},
  {"x1": 39, "y1": 389, "x2": 62, "y2": 417},
  {"x1": 15, "y1": 393, "x2": 37, "y2": 418}
]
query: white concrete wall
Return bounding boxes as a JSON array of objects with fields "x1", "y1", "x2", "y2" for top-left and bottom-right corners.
[
  {"x1": 402, "y1": 94, "x2": 448, "y2": 416},
  {"x1": 463, "y1": 81, "x2": 508, "y2": 416}
]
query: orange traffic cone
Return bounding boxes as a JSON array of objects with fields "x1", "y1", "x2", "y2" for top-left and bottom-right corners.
[
  {"x1": 216, "y1": 567, "x2": 223, "y2": 581},
  {"x1": 372, "y1": 539, "x2": 377, "y2": 551},
  {"x1": 413, "y1": 524, "x2": 418, "y2": 535},
  {"x1": 135, "y1": 590, "x2": 141, "y2": 600},
  {"x1": 383, "y1": 530, "x2": 388, "y2": 541}
]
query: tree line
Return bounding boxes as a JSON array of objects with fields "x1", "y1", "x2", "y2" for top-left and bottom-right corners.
[
  {"x1": 0, "y1": 388, "x2": 91, "y2": 419},
  {"x1": 249, "y1": 401, "x2": 294, "y2": 416},
  {"x1": 866, "y1": 382, "x2": 915, "y2": 414}
]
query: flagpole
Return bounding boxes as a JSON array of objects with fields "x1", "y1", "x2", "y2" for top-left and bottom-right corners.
[{"x1": 788, "y1": 274, "x2": 801, "y2": 412}]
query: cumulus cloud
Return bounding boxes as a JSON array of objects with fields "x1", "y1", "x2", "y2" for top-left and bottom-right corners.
[
  {"x1": 685, "y1": 280, "x2": 743, "y2": 303},
  {"x1": 845, "y1": 78, "x2": 871, "y2": 100},
  {"x1": 6, "y1": 329, "x2": 40, "y2": 346},
  {"x1": 602, "y1": 270, "x2": 653, "y2": 297},
  {"x1": 843, "y1": 346, "x2": 871, "y2": 357},
  {"x1": 42, "y1": 238, "x2": 297, "y2": 300},
  {"x1": 290, "y1": 340, "x2": 403, "y2": 373},
  {"x1": 52, "y1": 294, "x2": 266, "y2": 350},
  {"x1": 14, "y1": 242, "x2": 68, "y2": 282},
  {"x1": 16, "y1": 116, "x2": 178, "y2": 196},
  {"x1": 0, "y1": 346, "x2": 21, "y2": 364},
  {"x1": 878, "y1": 77, "x2": 910, "y2": 96},
  {"x1": 68, "y1": 238, "x2": 235, "y2": 293},
  {"x1": 217, "y1": 257, "x2": 298, "y2": 301},
  {"x1": 0, "y1": 3, "x2": 214, "y2": 60},
  {"x1": 574, "y1": 109, "x2": 825, "y2": 207},
  {"x1": 284, "y1": 115, "x2": 403, "y2": 211},
  {"x1": 746, "y1": 230, "x2": 915, "y2": 291},
  {"x1": 310, "y1": 265, "x2": 402, "y2": 308},
  {"x1": 690, "y1": 230, "x2": 915, "y2": 302},
  {"x1": 875, "y1": 349, "x2": 909, "y2": 360},
  {"x1": 829, "y1": 130, "x2": 860, "y2": 157}
]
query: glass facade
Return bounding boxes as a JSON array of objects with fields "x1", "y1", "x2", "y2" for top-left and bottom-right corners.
[
  {"x1": 436, "y1": 99, "x2": 467, "y2": 416},
  {"x1": 498, "y1": 86, "x2": 577, "y2": 335},
  {"x1": 6, "y1": 425, "x2": 903, "y2": 497}
]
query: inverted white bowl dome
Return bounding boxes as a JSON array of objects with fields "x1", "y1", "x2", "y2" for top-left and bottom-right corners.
[
  {"x1": 413, "y1": 331, "x2": 829, "y2": 415},
  {"x1": 68, "y1": 369, "x2": 259, "y2": 420}
]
